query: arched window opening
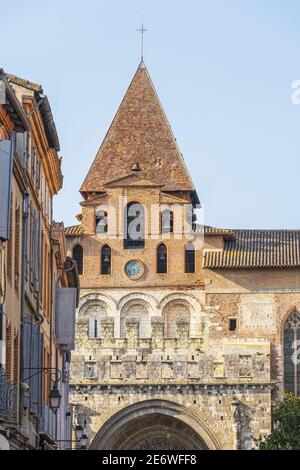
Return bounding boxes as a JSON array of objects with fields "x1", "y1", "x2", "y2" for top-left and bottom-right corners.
[
  {"x1": 163, "y1": 301, "x2": 190, "y2": 338},
  {"x1": 73, "y1": 244, "x2": 83, "y2": 275},
  {"x1": 96, "y1": 210, "x2": 108, "y2": 234},
  {"x1": 157, "y1": 244, "x2": 167, "y2": 274},
  {"x1": 161, "y1": 209, "x2": 174, "y2": 234},
  {"x1": 124, "y1": 202, "x2": 145, "y2": 249},
  {"x1": 94, "y1": 319, "x2": 98, "y2": 338},
  {"x1": 85, "y1": 304, "x2": 108, "y2": 339},
  {"x1": 284, "y1": 311, "x2": 300, "y2": 396},
  {"x1": 185, "y1": 244, "x2": 195, "y2": 273},
  {"x1": 120, "y1": 303, "x2": 150, "y2": 338},
  {"x1": 101, "y1": 245, "x2": 111, "y2": 275}
]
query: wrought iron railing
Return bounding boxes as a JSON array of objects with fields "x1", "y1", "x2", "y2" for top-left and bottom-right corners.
[{"x1": 0, "y1": 366, "x2": 17, "y2": 421}]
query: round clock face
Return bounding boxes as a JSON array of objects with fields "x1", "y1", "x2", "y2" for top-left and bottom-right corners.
[{"x1": 125, "y1": 260, "x2": 144, "y2": 279}]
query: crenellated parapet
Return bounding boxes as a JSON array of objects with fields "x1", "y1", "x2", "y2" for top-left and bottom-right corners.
[{"x1": 72, "y1": 316, "x2": 271, "y2": 386}]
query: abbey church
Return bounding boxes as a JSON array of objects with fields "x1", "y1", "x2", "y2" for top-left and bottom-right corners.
[{"x1": 65, "y1": 62, "x2": 300, "y2": 450}]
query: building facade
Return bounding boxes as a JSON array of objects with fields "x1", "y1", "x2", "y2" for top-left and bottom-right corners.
[
  {"x1": 0, "y1": 71, "x2": 79, "y2": 450},
  {"x1": 0, "y1": 69, "x2": 29, "y2": 450},
  {"x1": 67, "y1": 63, "x2": 300, "y2": 450}
]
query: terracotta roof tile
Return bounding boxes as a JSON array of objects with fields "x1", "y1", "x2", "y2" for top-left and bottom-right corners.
[
  {"x1": 65, "y1": 225, "x2": 82, "y2": 236},
  {"x1": 204, "y1": 229, "x2": 300, "y2": 268}
]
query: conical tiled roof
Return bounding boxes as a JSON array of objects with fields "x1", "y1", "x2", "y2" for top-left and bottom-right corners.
[{"x1": 80, "y1": 63, "x2": 196, "y2": 196}]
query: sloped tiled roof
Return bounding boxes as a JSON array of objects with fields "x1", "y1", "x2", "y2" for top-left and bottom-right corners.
[
  {"x1": 80, "y1": 63, "x2": 196, "y2": 196},
  {"x1": 65, "y1": 225, "x2": 82, "y2": 236},
  {"x1": 204, "y1": 226, "x2": 235, "y2": 238},
  {"x1": 6, "y1": 74, "x2": 43, "y2": 92},
  {"x1": 204, "y1": 229, "x2": 300, "y2": 268},
  {"x1": 6, "y1": 73, "x2": 60, "y2": 151}
]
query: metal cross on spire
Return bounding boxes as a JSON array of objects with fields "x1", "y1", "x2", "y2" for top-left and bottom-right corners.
[{"x1": 136, "y1": 24, "x2": 148, "y2": 63}]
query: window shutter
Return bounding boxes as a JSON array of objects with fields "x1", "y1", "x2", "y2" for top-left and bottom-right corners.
[
  {"x1": 15, "y1": 132, "x2": 24, "y2": 165},
  {"x1": 34, "y1": 212, "x2": 41, "y2": 293},
  {"x1": 56, "y1": 287, "x2": 77, "y2": 350},
  {"x1": 0, "y1": 140, "x2": 13, "y2": 241},
  {"x1": 24, "y1": 196, "x2": 29, "y2": 277},
  {"x1": 37, "y1": 159, "x2": 41, "y2": 190},
  {"x1": 30, "y1": 209, "x2": 35, "y2": 285},
  {"x1": 38, "y1": 332, "x2": 44, "y2": 416},
  {"x1": 21, "y1": 316, "x2": 33, "y2": 409},
  {"x1": 31, "y1": 323, "x2": 40, "y2": 415},
  {"x1": 7, "y1": 193, "x2": 13, "y2": 283},
  {"x1": 14, "y1": 204, "x2": 20, "y2": 292}
]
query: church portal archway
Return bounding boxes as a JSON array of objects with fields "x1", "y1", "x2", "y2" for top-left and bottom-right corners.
[{"x1": 90, "y1": 400, "x2": 221, "y2": 450}]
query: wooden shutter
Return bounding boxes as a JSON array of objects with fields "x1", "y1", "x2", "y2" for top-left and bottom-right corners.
[
  {"x1": 0, "y1": 140, "x2": 13, "y2": 241},
  {"x1": 34, "y1": 211, "x2": 41, "y2": 293},
  {"x1": 7, "y1": 193, "x2": 13, "y2": 284},
  {"x1": 24, "y1": 196, "x2": 29, "y2": 277},
  {"x1": 30, "y1": 208, "x2": 35, "y2": 285},
  {"x1": 21, "y1": 315, "x2": 33, "y2": 409},
  {"x1": 38, "y1": 333, "x2": 44, "y2": 415},
  {"x1": 56, "y1": 287, "x2": 77, "y2": 350},
  {"x1": 31, "y1": 323, "x2": 40, "y2": 415},
  {"x1": 14, "y1": 204, "x2": 20, "y2": 293}
]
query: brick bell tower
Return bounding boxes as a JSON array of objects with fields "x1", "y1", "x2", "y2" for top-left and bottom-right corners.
[
  {"x1": 67, "y1": 62, "x2": 273, "y2": 451},
  {"x1": 66, "y1": 62, "x2": 209, "y2": 449}
]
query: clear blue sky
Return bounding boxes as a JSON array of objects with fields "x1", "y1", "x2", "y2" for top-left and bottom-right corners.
[{"x1": 1, "y1": 0, "x2": 300, "y2": 228}]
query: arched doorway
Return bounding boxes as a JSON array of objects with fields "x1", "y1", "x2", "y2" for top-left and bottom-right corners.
[{"x1": 90, "y1": 400, "x2": 220, "y2": 450}]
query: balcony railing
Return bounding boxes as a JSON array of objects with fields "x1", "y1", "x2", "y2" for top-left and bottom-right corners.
[{"x1": 0, "y1": 366, "x2": 17, "y2": 422}]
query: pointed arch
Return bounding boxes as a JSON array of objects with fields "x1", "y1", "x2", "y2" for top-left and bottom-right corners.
[{"x1": 283, "y1": 309, "x2": 300, "y2": 396}]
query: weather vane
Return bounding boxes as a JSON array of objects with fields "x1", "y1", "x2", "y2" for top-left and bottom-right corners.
[{"x1": 136, "y1": 24, "x2": 148, "y2": 63}]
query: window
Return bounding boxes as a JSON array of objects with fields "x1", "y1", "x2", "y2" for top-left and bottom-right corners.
[
  {"x1": 96, "y1": 210, "x2": 108, "y2": 234},
  {"x1": 84, "y1": 363, "x2": 96, "y2": 378},
  {"x1": 101, "y1": 245, "x2": 111, "y2": 275},
  {"x1": 284, "y1": 311, "x2": 300, "y2": 396},
  {"x1": 185, "y1": 244, "x2": 195, "y2": 273},
  {"x1": 73, "y1": 244, "x2": 83, "y2": 275},
  {"x1": 157, "y1": 244, "x2": 167, "y2": 274},
  {"x1": 14, "y1": 204, "x2": 20, "y2": 293},
  {"x1": 94, "y1": 319, "x2": 98, "y2": 338},
  {"x1": 120, "y1": 303, "x2": 150, "y2": 338},
  {"x1": 229, "y1": 318, "x2": 237, "y2": 332},
  {"x1": 124, "y1": 202, "x2": 145, "y2": 249},
  {"x1": 7, "y1": 193, "x2": 13, "y2": 283},
  {"x1": 161, "y1": 209, "x2": 173, "y2": 233},
  {"x1": 85, "y1": 304, "x2": 107, "y2": 339}
]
